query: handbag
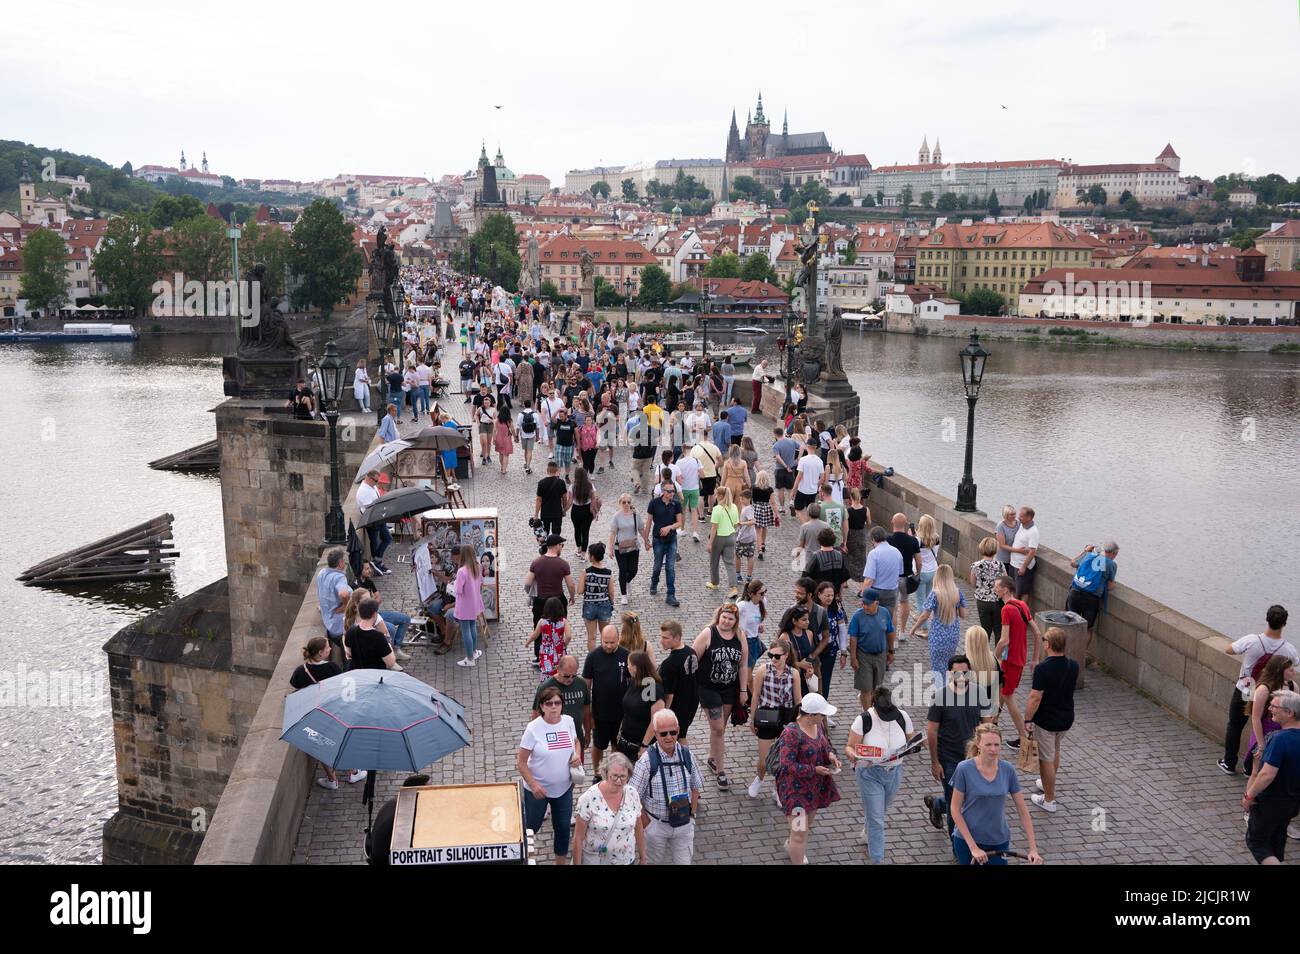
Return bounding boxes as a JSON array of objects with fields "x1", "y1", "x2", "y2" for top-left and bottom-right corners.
[
  {"x1": 755, "y1": 707, "x2": 782, "y2": 732},
  {"x1": 616, "y1": 515, "x2": 639, "y2": 553},
  {"x1": 730, "y1": 697, "x2": 750, "y2": 726},
  {"x1": 1017, "y1": 734, "x2": 1039, "y2": 773}
]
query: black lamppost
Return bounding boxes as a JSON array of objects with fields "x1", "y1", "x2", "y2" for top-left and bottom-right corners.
[
  {"x1": 954, "y1": 331, "x2": 990, "y2": 513},
  {"x1": 317, "y1": 339, "x2": 348, "y2": 545},
  {"x1": 623, "y1": 275, "x2": 633, "y2": 338},
  {"x1": 699, "y1": 282, "x2": 712, "y2": 363},
  {"x1": 370, "y1": 309, "x2": 393, "y2": 424},
  {"x1": 778, "y1": 309, "x2": 796, "y2": 408}
]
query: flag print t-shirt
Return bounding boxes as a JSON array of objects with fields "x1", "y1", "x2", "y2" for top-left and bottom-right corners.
[{"x1": 519, "y1": 714, "x2": 578, "y2": 798}]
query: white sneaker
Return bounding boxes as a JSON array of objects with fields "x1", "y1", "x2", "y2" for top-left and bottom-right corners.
[
  {"x1": 457, "y1": 658, "x2": 476, "y2": 667},
  {"x1": 1035, "y1": 777, "x2": 1044, "y2": 792},
  {"x1": 474, "y1": 649, "x2": 483, "y2": 660},
  {"x1": 620, "y1": 594, "x2": 628, "y2": 605},
  {"x1": 1030, "y1": 793, "x2": 1057, "y2": 813},
  {"x1": 317, "y1": 777, "x2": 339, "y2": 791},
  {"x1": 747, "y1": 777, "x2": 762, "y2": 798},
  {"x1": 394, "y1": 649, "x2": 412, "y2": 661},
  {"x1": 389, "y1": 663, "x2": 404, "y2": 672},
  {"x1": 857, "y1": 827, "x2": 869, "y2": 845},
  {"x1": 692, "y1": 532, "x2": 700, "y2": 542},
  {"x1": 348, "y1": 770, "x2": 367, "y2": 784}
]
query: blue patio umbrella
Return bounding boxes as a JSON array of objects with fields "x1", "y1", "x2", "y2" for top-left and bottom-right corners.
[{"x1": 281, "y1": 669, "x2": 470, "y2": 773}]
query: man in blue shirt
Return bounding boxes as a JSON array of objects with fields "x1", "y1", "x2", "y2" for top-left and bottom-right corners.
[
  {"x1": 849, "y1": 588, "x2": 895, "y2": 709},
  {"x1": 710, "y1": 412, "x2": 731, "y2": 451},
  {"x1": 1242, "y1": 690, "x2": 1300, "y2": 864},
  {"x1": 859, "y1": 527, "x2": 904, "y2": 618},
  {"x1": 1065, "y1": 542, "x2": 1119, "y2": 645},
  {"x1": 377, "y1": 403, "x2": 400, "y2": 443},
  {"x1": 643, "y1": 481, "x2": 685, "y2": 608},
  {"x1": 771, "y1": 426, "x2": 801, "y2": 512},
  {"x1": 725, "y1": 398, "x2": 747, "y2": 446}
]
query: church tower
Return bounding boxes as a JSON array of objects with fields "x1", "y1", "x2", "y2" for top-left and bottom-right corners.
[
  {"x1": 19, "y1": 158, "x2": 35, "y2": 222},
  {"x1": 745, "y1": 92, "x2": 770, "y2": 160},
  {"x1": 726, "y1": 108, "x2": 743, "y2": 162},
  {"x1": 478, "y1": 140, "x2": 489, "y2": 169},
  {"x1": 180, "y1": 149, "x2": 187, "y2": 170},
  {"x1": 918, "y1": 137, "x2": 930, "y2": 164},
  {"x1": 202, "y1": 151, "x2": 209, "y2": 174},
  {"x1": 932, "y1": 139, "x2": 941, "y2": 164}
]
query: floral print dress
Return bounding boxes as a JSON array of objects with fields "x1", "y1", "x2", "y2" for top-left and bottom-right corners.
[
  {"x1": 575, "y1": 785, "x2": 643, "y2": 865},
  {"x1": 774, "y1": 721, "x2": 841, "y2": 815}
]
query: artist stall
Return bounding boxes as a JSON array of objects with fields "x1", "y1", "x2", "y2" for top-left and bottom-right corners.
[
  {"x1": 388, "y1": 782, "x2": 533, "y2": 866},
  {"x1": 419, "y1": 506, "x2": 499, "y2": 621}
]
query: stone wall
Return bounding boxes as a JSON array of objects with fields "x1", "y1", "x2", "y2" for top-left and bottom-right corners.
[{"x1": 217, "y1": 404, "x2": 373, "y2": 674}]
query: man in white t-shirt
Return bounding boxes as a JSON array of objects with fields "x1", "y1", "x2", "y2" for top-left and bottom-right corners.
[
  {"x1": 357, "y1": 470, "x2": 392, "y2": 575},
  {"x1": 793, "y1": 443, "x2": 824, "y2": 520},
  {"x1": 685, "y1": 404, "x2": 712, "y2": 446},
  {"x1": 1007, "y1": 505, "x2": 1039, "y2": 598},
  {"x1": 1221, "y1": 604, "x2": 1298, "y2": 775},
  {"x1": 675, "y1": 449, "x2": 703, "y2": 539}
]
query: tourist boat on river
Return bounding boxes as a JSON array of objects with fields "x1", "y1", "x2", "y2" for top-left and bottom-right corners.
[
  {"x1": 0, "y1": 323, "x2": 139, "y2": 343},
  {"x1": 678, "y1": 342, "x2": 757, "y2": 365}
]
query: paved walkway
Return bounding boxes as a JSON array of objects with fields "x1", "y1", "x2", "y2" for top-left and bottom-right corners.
[{"x1": 293, "y1": 339, "x2": 1255, "y2": 865}]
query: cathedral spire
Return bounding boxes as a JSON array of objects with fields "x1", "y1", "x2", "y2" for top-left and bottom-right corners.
[
  {"x1": 782, "y1": 109, "x2": 788, "y2": 137},
  {"x1": 478, "y1": 140, "x2": 489, "y2": 167},
  {"x1": 932, "y1": 138, "x2": 941, "y2": 164},
  {"x1": 918, "y1": 136, "x2": 930, "y2": 164},
  {"x1": 754, "y1": 91, "x2": 766, "y2": 124}
]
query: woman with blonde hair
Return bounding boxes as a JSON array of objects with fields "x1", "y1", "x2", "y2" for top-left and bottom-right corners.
[
  {"x1": 707, "y1": 486, "x2": 741, "y2": 596},
  {"x1": 845, "y1": 487, "x2": 870, "y2": 581},
  {"x1": 950, "y1": 723, "x2": 1042, "y2": 865},
  {"x1": 913, "y1": 515, "x2": 941, "y2": 630},
  {"x1": 825, "y1": 447, "x2": 846, "y2": 504},
  {"x1": 618, "y1": 611, "x2": 654, "y2": 662},
  {"x1": 720, "y1": 443, "x2": 751, "y2": 502},
  {"x1": 909, "y1": 564, "x2": 967, "y2": 686},
  {"x1": 995, "y1": 505, "x2": 1019, "y2": 576},
  {"x1": 963, "y1": 626, "x2": 1001, "y2": 716},
  {"x1": 750, "y1": 470, "x2": 776, "y2": 560},
  {"x1": 740, "y1": 434, "x2": 760, "y2": 486},
  {"x1": 969, "y1": 536, "x2": 1004, "y2": 636}
]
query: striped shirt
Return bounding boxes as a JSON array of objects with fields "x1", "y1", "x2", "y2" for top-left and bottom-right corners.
[{"x1": 630, "y1": 742, "x2": 704, "y2": 819}]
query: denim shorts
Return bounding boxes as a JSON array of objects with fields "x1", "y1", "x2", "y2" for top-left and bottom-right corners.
[{"x1": 582, "y1": 600, "x2": 613, "y2": 622}]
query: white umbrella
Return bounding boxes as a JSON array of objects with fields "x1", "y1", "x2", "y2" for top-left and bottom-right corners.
[{"x1": 353, "y1": 439, "x2": 412, "y2": 483}]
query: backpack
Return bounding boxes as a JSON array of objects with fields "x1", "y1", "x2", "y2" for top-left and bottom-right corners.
[
  {"x1": 1071, "y1": 553, "x2": 1110, "y2": 596},
  {"x1": 1249, "y1": 635, "x2": 1279, "y2": 684},
  {"x1": 579, "y1": 421, "x2": 598, "y2": 451},
  {"x1": 520, "y1": 410, "x2": 537, "y2": 435}
]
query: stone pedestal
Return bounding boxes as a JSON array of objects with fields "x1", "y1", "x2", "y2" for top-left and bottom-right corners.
[
  {"x1": 577, "y1": 283, "x2": 595, "y2": 318},
  {"x1": 222, "y1": 354, "x2": 307, "y2": 399},
  {"x1": 808, "y1": 374, "x2": 862, "y2": 435}
]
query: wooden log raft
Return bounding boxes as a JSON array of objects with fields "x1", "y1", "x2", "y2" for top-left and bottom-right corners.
[
  {"x1": 147, "y1": 439, "x2": 220, "y2": 473},
  {"x1": 17, "y1": 513, "x2": 178, "y2": 585}
]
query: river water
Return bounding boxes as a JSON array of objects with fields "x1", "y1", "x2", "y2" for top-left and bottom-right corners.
[{"x1": 0, "y1": 329, "x2": 1296, "y2": 863}]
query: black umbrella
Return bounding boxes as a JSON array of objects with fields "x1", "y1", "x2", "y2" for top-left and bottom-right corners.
[
  {"x1": 346, "y1": 520, "x2": 364, "y2": 579},
  {"x1": 356, "y1": 486, "x2": 450, "y2": 529},
  {"x1": 407, "y1": 425, "x2": 469, "y2": 451}
]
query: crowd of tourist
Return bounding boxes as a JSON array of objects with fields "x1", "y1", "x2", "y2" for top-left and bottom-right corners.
[{"x1": 293, "y1": 265, "x2": 1299, "y2": 867}]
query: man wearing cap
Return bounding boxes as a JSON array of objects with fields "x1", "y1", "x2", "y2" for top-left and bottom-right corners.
[{"x1": 849, "y1": 588, "x2": 895, "y2": 711}]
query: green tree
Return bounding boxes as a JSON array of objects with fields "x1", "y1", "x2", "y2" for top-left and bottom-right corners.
[
  {"x1": 841, "y1": 242, "x2": 857, "y2": 266},
  {"x1": 668, "y1": 281, "x2": 696, "y2": 304},
  {"x1": 703, "y1": 252, "x2": 741, "y2": 278},
  {"x1": 287, "y1": 198, "x2": 363, "y2": 320},
  {"x1": 1212, "y1": 186, "x2": 1230, "y2": 203},
  {"x1": 920, "y1": 190, "x2": 934, "y2": 209},
  {"x1": 785, "y1": 202, "x2": 808, "y2": 226},
  {"x1": 593, "y1": 275, "x2": 622, "y2": 307},
  {"x1": 957, "y1": 194, "x2": 970, "y2": 210},
  {"x1": 779, "y1": 183, "x2": 794, "y2": 204},
  {"x1": 238, "y1": 222, "x2": 292, "y2": 298},
  {"x1": 121, "y1": 161, "x2": 133, "y2": 177},
  {"x1": 795, "y1": 180, "x2": 830, "y2": 208},
  {"x1": 591, "y1": 180, "x2": 611, "y2": 199},
  {"x1": 962, "y1": 287, "x2": 1006, "y2": 316},
  {"x1": 732, "y1": 175, "x2": 764, "y2": 202},
  {"x1": 149, "y1": 193, "x2": 206, "y2": 228},
  {"x1": 937, "y1": 192, "x2": 959, "y2": 212},
  {"x1": 620, "y1": 178, "x2": 637, "y2": 201},
  {"x1": 740, "y1": 252, "x2": 777, "y2": 283},
  {"x1": 451, "y1": 212, "x2": 521, "y2": 291},
  {"x1": 1086, "y1": 184, "x2": 1107, "y2": 207},
  {"x1": 875, "y1": 189, "x2": 885, "y2": 207},
  {"x1": 1121, "y1": 196, "x2": 1141, "y2": 217},
  {"x1": 862, "y1": 194, "x2": 876, "y2": 207},
  {"x1": 832, "y1": 192, "x2": 853, "y2": 206},
  {"x1": 19, "y1": 227, "x2": 68, "y2": 312},
  {"x1": 539, "y1": 279, "x2": 561, "y2": 301},
  {"x1": 172, "y1": 214, "x2": 229, "y2": 289},
  {"x1": 93, "y1": 212, "x2": 166, "y2": 316},
  {"x1": 636, "y1": 264, "x2": 671, "y2": 308},
  {"x1": 987, "y1": 189, "x2": 1001, "y2": 216},
  {"x1": 900, "y1": 186, "x2": 913, "y2": 210},
  {"x1": 1119, "y1": 189, "x2": 1133, "y2": 205}
]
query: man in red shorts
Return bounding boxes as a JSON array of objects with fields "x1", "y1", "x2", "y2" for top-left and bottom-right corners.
[{"x1": 993, "y1": 575, "x2": 1043, "y2": 752}]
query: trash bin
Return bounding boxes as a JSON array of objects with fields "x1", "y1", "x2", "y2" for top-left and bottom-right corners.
[{"x1": 1037, "y1": 610, "x2": 1088, "y2": 689}]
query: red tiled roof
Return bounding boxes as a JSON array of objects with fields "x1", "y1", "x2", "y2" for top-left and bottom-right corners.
[
  {"x1": 539, "y1": 236, "x2": 652, "y2": 263},
  {"x1": 1061, "y1": 163, "x2": 1172, "y2": 176},
  {"x1": 1024, "y1": 263, "x2": 1300, "y2": 301},
  {"x1": 1262, "y1": 220, "x2": 1300, "y2": 239},
  {"x1": 921, "y1": 222, "x2": 1094, "y2": 250},
  {"x1": 1157, "y1": 143, "x2": 1179, "y2": 159}
]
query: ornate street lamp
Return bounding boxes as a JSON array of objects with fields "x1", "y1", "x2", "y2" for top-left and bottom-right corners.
[
  {"x1": 317, "y1": 339, "x2": 348, "y2": 545},
  {"x1": 954, "y1": 331, "x2": 990, "y2": 513},
  {"x1": 369, "y1": 309, "x2": 393, "y2": 424},
  {"x1": 699, "y1": 281, "x2": 712, "y2": 364},
  {"x1": 623, "y1": 275, "x2": 634, "y2": 338}
]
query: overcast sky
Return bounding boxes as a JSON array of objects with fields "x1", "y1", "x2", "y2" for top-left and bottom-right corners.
[{"x1": 12, "y1": 0, "x2": 1300, "y2": 186}]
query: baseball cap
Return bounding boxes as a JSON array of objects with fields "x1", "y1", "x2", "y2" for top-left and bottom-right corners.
[
  {"x1": 800, "y1": 693, "x2": 837, "y2": 716},
  {"x1": 545, "y1": 534, "x2": 565, "y2": 547},
  {"x1": 860, "y1": 588, "x2": 881, "y2": 604}
]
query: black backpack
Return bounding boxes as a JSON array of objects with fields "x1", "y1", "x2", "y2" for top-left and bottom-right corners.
[{"x1": 520, "y1": 410, "x2": 537, "y2": 434}]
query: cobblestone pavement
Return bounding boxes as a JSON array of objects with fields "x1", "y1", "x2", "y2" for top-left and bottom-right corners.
[{"x1": 293, "y1": 340, "x2": 1255, "y2": 865}]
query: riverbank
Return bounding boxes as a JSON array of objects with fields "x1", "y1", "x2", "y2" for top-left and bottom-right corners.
[{"x1": 890, "y1": 314, "x2": 1300, "y2": 352}]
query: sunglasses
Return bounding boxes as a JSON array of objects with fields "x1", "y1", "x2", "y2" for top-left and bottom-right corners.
[
  {"x1": 656, "y1": 729, "x2": 679, "y2": 738},
  {"x1": 768, "y1": 652, "x2": 786, "y2": 659},
  {"x1": 541, "y1": 700, "x2": 563, "y2": 707}
]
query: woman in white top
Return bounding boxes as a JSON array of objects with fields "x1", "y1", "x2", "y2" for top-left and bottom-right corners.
[
  {"x1": 353, "y1": 359, "x2": 372, "y2": 413},
  {"x1": 517, "y1": 685, "x2": 582, "y2": 864},
  {"x1": 913, "y1": 514, "x2": 941, "y2": 632},
  {"x1": 846, "y1": 685, "x2": 916, "y2": 864},
  {"x1": 573, "y1": 752, "x2": 644, "y2": 865},
  {"x1": 737, "y1": 579, "x2": 768, "y2": 669}
]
